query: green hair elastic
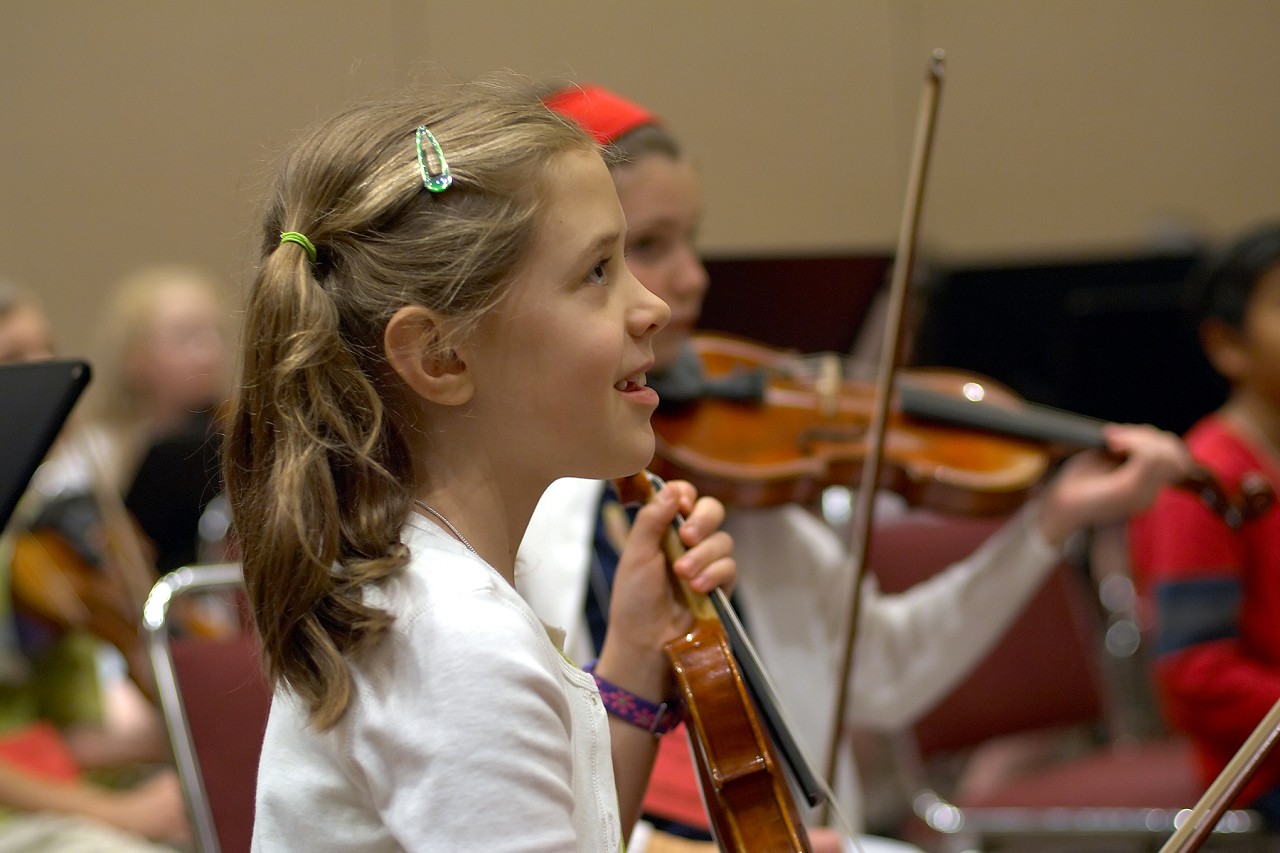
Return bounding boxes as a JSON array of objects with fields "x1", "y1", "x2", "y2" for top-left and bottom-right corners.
[
  {"x1": 279, "y1": 231, "x2": 317, "y2": 263},
  {"x1": 415, "y1": 125, "x2": 453, "y2": 193}
]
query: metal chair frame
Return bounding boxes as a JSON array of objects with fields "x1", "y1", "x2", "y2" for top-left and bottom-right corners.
[
  {"x1": 142, "y1": 562, "x2": 245, "y2": 853},
  {"x1": 891, "y1": 734, "x2": 1265, "y2": 851}
]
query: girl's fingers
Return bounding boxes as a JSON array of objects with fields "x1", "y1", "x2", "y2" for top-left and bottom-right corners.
[
  {"x1": 1102, "y1": 423, "x2": 1193, "y2": 477},
  {"x1": 675, "y1": 530, "x2": 736, "y2": 592},
  {"x1": 626, "y1": 484, "x2": 680, "y2": 546},
  {"x1": 677, "y1": 494, "x2": 725, "y2": 546},
  {"x1": 621, "y1": 479, "x2": 736, "y2": 593}
]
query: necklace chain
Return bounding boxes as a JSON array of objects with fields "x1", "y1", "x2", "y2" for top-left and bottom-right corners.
[{"x1": 413, "y1": 500, "x2": 478, "y2": 556}]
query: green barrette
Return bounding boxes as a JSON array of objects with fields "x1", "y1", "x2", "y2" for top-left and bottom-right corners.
[{"x1": 415, "y1": 125, "x2": 453, "y2": 193}]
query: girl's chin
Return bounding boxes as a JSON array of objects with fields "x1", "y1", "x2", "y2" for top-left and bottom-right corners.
[{"x1": 578, "y1": 438, "x2": 656, "y2": 484}]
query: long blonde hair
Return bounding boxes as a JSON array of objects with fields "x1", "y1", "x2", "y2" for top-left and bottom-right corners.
[{"x1": 224, "y1": 81, "x2": 592, "y2": 729}]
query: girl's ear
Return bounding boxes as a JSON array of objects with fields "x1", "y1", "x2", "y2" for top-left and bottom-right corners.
[
  {"x1": 1200, "y1": 318, "x2": 1247, "y2": 383},
  {"x1": 384, "y1": 305, "x2": 473, "y2": 405}
]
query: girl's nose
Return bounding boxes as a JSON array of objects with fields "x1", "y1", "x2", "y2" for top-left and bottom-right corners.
[{"x1": 630, "y1": 270, "x2": 671, "y2": 337}]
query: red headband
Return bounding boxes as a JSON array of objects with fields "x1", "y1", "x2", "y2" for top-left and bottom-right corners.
[{"x1": 543, "y1": 84, "x2": 662, "y2": 145}]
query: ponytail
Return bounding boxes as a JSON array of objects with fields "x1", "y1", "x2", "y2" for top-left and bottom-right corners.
[
  {"x1": 226, "y1": 245, "x2": 410, "y2": 729},
  {"x1": 225, "y1": 82, "x2": 593, "y2": 728}
]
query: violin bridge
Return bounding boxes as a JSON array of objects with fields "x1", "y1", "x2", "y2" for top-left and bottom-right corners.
[{"x1": 816, "y1": 353, "x2": 841, "y2": 419}]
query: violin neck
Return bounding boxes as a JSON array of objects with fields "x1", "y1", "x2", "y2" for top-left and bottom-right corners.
[
  {"x1": 613, "y1": 471, "x2": 824, "y2": 808},
  {"x1": 710, "y1": 588, "x2": 824, "y2": 808},
  {"x1": 898, "y1": 381, "x2": 1109, "y2": 450}
]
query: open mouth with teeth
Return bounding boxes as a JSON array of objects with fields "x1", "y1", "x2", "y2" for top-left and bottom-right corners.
[{"x1": 615, "y1": 374, "x2": 648, "y2": 392}]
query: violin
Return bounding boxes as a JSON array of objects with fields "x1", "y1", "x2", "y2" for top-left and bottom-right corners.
[
  {"x1": 10, "y1": 440, "x2": 235, "y2": 707},
  {"x1": 614, "y1": 471, "x2": 817, "y2": 852},
  {"x1": 10, "y1": 526, "x2": 158, "y2": 701},
  {"x1": 650, "y1": 333, "x2": 1274, "y2": 528}
]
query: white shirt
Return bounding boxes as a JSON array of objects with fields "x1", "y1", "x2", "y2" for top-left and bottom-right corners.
[
  {"x1": 517, "y1": 478, "x2": 1060, "y2": 836},
  {"x1": 253, "y1": 515, "x2": 622, "y2": 852}
]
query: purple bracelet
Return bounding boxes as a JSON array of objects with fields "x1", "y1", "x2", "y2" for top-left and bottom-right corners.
[{"x1": 583, "y1": 660, "x2": 684, "y2": 736}]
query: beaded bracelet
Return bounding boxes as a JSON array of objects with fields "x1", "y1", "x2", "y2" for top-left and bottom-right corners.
[{"x1": 583, "y1": 660, "x2": 684, "y2": 736}]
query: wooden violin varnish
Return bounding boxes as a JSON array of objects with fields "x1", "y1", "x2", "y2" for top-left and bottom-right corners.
[{"x1": 614, "y1": 471, "x2": 814, "y2": 852}]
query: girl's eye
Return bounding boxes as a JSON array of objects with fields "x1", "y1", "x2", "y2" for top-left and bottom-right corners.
[{"x1": 586, "y1": 261, "x2": 609, "y2": 286}]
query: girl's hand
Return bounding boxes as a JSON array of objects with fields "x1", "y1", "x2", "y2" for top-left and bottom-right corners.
[
  {"x1": 595, "y1": 480, "x2": 735, "y2": 701},
  {"x1": 1037, "y1": 423, "x2": 1193, "y2": 547}
]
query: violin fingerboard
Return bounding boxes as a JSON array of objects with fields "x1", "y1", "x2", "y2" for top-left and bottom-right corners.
[{"x1": 899, "y1": 383, "x2": 1108, "y2": 449}]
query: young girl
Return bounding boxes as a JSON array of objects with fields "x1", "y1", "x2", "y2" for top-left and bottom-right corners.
[
  {"x1": 26, "y1": 265, "x2": 228, "y2": 773},
  {"x1": 522, "y1": 83, "x2": 1196, "y2": 853},
  {"x1": 35, "y1": 264, "x2": 229, "y2": 574},
  {"x1": 224, "y1": 82, "x2": 736, "y2": 850}
]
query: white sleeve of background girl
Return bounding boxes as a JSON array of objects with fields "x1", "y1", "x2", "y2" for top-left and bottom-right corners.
[
  {"x1": 728, "y1": 500, "x2": 1058, "y2": 732},
  {"x1": 845, "y1": 503, "x2": 1059, "y2": 728}
]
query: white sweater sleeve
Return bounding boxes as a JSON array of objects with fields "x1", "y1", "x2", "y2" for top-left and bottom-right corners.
[
  {"x1": 727, "y1": 500, "x2": 1061, "y2": 738},
  {"x1": 847, "y1": 504, "x2": 1061, "y2": 728}
]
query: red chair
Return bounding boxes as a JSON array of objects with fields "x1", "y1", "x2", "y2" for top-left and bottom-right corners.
[
  {"x1": 143, "y1": 564, "x2": 270, "y2": 853},
  {"x1": 866, "y1": 510, "x2": 1266, "y2": 851}
]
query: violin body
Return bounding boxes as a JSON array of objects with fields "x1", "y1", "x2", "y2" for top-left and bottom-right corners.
[
  {"x1": 650, "y1": 334, "x2": 1050, "y2": 515},
  {"x1": 10, "y1": 527, "x2": 157, "y2": 701},
  {"x1": 615, "y1": 472, "x2": 813, "y2": 852},
  {"x1": 11, "y1": 516, "x2": 235, "y2": 705},
  {"x1": 668, "y1": 622, "x2": 812, "y2": 852},
  {"x1": 652, "y1": 333, "x2": 1273, "y2": 527}
]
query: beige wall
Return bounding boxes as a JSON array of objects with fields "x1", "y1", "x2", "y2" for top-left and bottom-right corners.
[{"x1": 4, "y1": 1, "x2": 1278, "y2": 358}]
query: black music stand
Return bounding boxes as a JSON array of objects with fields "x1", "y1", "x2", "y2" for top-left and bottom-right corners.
[{"x1": 0, "y1": 360, "x2": 91, "y2": 531}]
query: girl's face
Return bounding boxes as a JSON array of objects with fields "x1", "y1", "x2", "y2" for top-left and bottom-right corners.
[
  {"x1": 127, "y1": 279, "x2": 228, "y2": 419},
  {"x1": 463, "y1": 149, "x2": 670, "y2": 484},
  {"x1": 612, "y1": 154, "x2": 707, "y2": 373}
]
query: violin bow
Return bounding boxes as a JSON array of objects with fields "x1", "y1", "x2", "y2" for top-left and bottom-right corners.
[
  {"x1": 76, "y1": 429, "x2": 158, "y2": 614},
  {"x1": 1160, "y1": 696, "x2": 1280, "y2": 852},
  {"x1": 821, "y1": 50, "x2": 946, "y2": 818}
]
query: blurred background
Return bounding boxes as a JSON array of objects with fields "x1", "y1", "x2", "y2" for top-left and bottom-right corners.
[{"x1": 4, "y1": 0, "x2": 1278, "y2": 425}]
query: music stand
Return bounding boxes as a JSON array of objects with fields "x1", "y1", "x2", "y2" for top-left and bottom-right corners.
[{"x1": 0, "y1": 359, "x2": 91, "y2": 531}]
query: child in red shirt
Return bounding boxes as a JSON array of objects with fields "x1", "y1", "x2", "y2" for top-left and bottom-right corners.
[{"x1": 1130, "y1": 222, "x2": 1280, "y2": 819}]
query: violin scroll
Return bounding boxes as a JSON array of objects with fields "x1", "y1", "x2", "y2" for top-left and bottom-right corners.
[
  {"x1": 1239, "y1": 471, "x2": 1275, "y2": 522},
  {"x1": 1181, "y1": 468, "x2": 1275, "y2": 530}
]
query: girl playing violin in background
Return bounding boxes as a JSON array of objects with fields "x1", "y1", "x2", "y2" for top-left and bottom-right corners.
[
  {"x1": 226, "y1": 79, "x2": 735, "y2": 850},
  {"x1": 28, "y1": 263, "x2": 231, "y2": 770},
  {"x1": 36, "y1": 263, "x2": 229, "y2": 574},
  {"x1": 0, "y1": 281, "x2": 188, "y2": 850},
  {"x1": 519, "y1": 83, "x2": 1196, "y2": 853}
]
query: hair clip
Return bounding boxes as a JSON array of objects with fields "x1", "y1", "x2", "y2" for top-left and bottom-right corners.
[{"x1": 415, "y1": 125, "x2": 453, "y2": 193}]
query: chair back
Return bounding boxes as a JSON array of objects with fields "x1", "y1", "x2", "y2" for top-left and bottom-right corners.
[
  {"x1": 868, "y1": 510, "x2": 1106, "y2": 753},
  {"x1": 866, "y1": 510, "x2": 1264, "y2": 847},
  {"x1": 919, "y1": 576, "x2": 1106, "y2": 755},
  {"x1": 144, "y1": 564, "x2": 270, "y2": 853}
]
